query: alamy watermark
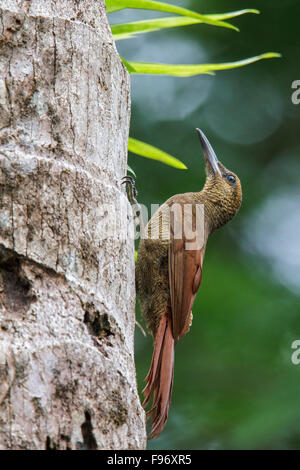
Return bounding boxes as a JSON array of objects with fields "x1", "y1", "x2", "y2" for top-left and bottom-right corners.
[
  {"x1": 291, "y1": 80, "x2": 300, "y2": 104},
  {"x1": 95, "y1": 193, "x2": 205, "y2": 250},
  {"x1": 291, "y1": 340, "x2": 300, "y2": 365}
]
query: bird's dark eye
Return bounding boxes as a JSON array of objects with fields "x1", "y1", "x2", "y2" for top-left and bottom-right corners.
[{"x1": 225, "y1": 174, "x2": 236, "y2": 185}]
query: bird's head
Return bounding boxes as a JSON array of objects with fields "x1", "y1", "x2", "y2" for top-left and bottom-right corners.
[{"x1": 196, "y1": 128, "x2": 242, "y2": 230}]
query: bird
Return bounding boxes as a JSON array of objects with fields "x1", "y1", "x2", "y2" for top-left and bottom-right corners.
[{"x1": 129, "y1": 128, "x2": 242, "y2": 439}]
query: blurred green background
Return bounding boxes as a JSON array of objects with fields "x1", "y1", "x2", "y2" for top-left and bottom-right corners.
[{"x1": 110, "y1": 0, "x2": 300, "y2": 449}]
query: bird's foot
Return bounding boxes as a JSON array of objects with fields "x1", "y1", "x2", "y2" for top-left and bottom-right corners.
[
  {"x1": 122, "y1": 175, "x2": 139, "y2": 206},
  {"x1": 179, "y1": 312, "x2": 193, "y2": 338},
  {"x1": 122, "y1": 175, "x2": 145, "y2": 235}
]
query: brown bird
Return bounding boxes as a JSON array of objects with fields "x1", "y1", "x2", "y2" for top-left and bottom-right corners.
[{"x1": 134, "y1": 129, "x2": 242, "y2": 439}]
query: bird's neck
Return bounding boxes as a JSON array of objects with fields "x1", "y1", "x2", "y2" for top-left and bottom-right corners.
[{"x1": 191, "y1": 189, "x2": 237, "y2": 234}]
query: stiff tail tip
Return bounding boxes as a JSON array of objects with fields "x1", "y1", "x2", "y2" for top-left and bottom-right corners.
[{"x1": 142, "y1": 312, "x2": 175, "y2": 439}]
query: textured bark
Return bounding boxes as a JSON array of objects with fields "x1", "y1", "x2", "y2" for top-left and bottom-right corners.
[{"x1": 0, "y1": 0, "x2": 146, "y2": 450}]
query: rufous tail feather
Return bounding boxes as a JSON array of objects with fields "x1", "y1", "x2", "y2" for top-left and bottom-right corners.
[{"x1": 142, "y1": 308, "x2": 175, "y2": 440}]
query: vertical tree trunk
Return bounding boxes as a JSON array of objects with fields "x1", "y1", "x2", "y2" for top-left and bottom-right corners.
[{"x1": 0, "y1": 0, "x2": 146, "y2": 450}]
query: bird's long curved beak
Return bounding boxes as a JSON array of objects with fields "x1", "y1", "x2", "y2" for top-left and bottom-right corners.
[{"x1": 196, "y1": 128, "x2": 222, "y2": 177}]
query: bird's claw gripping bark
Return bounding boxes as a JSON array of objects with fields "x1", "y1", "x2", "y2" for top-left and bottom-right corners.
[
  {"x1": 122, "y1": 175, "x2": 144, "y2": 235},
  {"x1": 122, "y1": 175, "x2": 139, "y2": 206}
]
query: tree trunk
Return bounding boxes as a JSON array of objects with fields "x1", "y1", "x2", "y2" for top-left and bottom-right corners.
[{"x1": 0, "y1": 0, "x2": 146, "y2": 450}]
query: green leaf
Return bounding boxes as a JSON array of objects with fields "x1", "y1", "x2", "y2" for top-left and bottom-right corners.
[
  {"x1": 207, "y1": 9, "x2": 259, "y2": 20},
  {"x1": 121, "y1": 52, "x2": 281, "y2": 77},
  {"x1": 121, "y1": 56, "x2": 212, "y2": 76},
  {"x1": 128, "y1": 137, "x2": 187, "y2": 169},
  {"x1": 121, "y1": 57, "x2": 137, "y2": 73},
  {"x1": 111, "y1": 9, "x2": 260, "y2": 41},
  {"x1": 127, "y1": 164, "x2": 136, "y2": 177},
  {"x1": 106, "y1": 0, "x2": 238, "y2": 31},
  {"x1": 111, "y1": 17, "x2": 202, "y2": 40}
]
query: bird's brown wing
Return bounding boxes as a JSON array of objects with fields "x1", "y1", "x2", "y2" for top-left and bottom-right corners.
[
  {"x1": 143, "y1": 198, "x2": 206, "y2": 439},
  {"x1": 168, "y1": 199, "x2": 206, "y2": 342}
]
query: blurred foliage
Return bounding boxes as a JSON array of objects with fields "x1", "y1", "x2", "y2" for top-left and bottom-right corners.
[
  {"x1": 110, "y1": 0, "x2": 300, "y2": 449},
  {"x1": 121, "y1": 52, "x2": 280, "y2": 77},
  {"x1": 107, "y1": 0, "x2": 241, "y2": 30},
  {"x1": 128, "y1": 137, "x2": 187, "y2": 168},
  {"x1": 108, "y1": 1, "x2": 278, "y2": 163}
]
